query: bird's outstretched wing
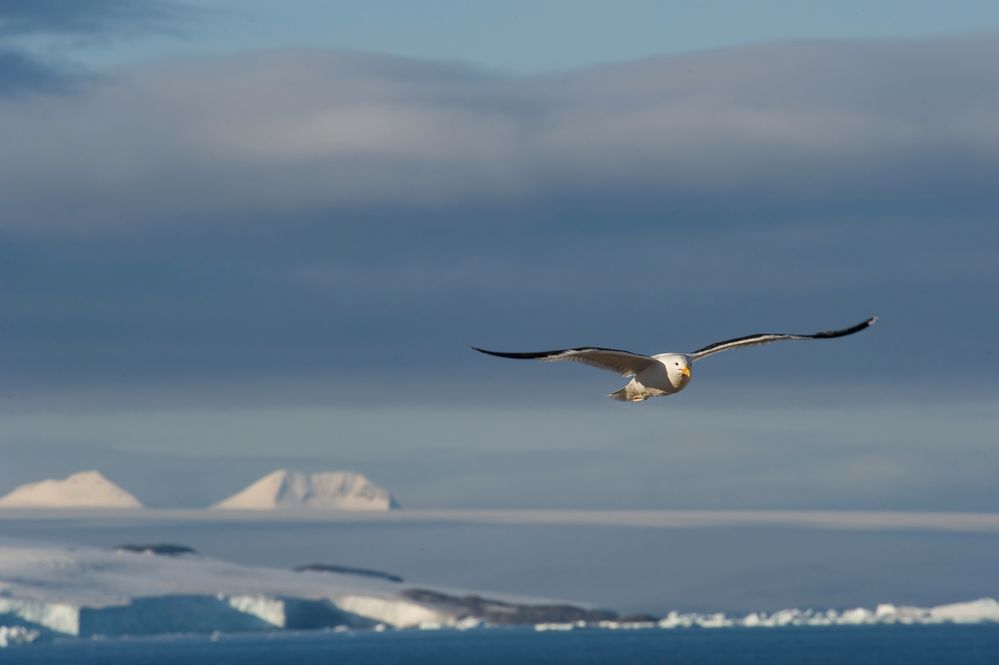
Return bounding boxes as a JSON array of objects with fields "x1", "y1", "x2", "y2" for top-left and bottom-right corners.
[
  {"x1": 471, "y1": 346, "x2": 657, "y2": 377},
  {"x1": 689, "y1": 316, "x2": 877, "y2": 362}
]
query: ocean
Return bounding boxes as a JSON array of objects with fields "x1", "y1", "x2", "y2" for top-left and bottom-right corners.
[{"x1": 5, "y1": 625, "x2": 999, "y2": 664}]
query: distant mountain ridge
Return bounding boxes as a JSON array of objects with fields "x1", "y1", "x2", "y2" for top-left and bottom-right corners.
[
  {"x1": 213, "y1": 470, "x2": 398, "y2": 511},
  {"x1": 0, "y1": 471, "x2": 143, "y2": 509}
]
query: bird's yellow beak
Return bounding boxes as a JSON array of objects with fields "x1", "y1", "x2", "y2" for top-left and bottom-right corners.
[{"x1": 681, "y1": 366, "x2": 691, "y2": 378}]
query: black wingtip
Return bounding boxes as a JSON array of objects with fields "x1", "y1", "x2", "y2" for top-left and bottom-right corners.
[
  {"x1": 470, "y1": 346, "x2": 554, "y2": 360},
  {"x1": 470, "y1": 345, "x2": 513, "y2": 358},
  {"x1": 812, "y1": 316, "x2": 878, "y2": 339}
]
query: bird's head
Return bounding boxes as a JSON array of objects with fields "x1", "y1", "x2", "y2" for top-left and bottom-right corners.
[{"x1": 663, "y1": 354, "x2": 692, "y2": 386}]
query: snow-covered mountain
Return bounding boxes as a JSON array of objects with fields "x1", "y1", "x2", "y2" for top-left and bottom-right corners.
[
  {"x1": 0, "y1": 471, "x2": 143, "y2": 509},
  {"x1": 213, "y1": 470, "x2": 398, "y2": 511}
]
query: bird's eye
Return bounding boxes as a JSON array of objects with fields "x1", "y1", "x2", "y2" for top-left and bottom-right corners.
[{"x1": 674, "y1": 362, "x2": 679, "y2": 366}]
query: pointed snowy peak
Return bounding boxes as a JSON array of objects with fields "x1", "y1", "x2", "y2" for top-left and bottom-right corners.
[
  {"x1": 0, "y1": 470, "x2": 144, "y2": 509},
  {"x1": 213, "y1": 469, "x2": 398, "y2": 511}
]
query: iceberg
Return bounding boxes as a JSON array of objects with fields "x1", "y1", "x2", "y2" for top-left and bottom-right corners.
[
  {"x1": 0, "y1": 626, "x2": 40, "y2": 648},
  {"x1": 540, "y1": 600, "x2": 999, "y2": 633},
  {"x1": 645, "y1": 600, "x2": 999, "y2": 630}
]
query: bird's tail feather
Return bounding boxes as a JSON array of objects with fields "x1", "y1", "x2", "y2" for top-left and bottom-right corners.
[
  {"x1": 608, "y1": 386, "x2": 631, "y2": 401},
  {"x1": 609, "y1": 381, "x2": 647, "y2": 402}
]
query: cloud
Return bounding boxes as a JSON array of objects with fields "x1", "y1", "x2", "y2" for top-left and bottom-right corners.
[
  {"x1": 0, "y1": 38, "x2": 996, "y2": 403},
  {"x1": 0, "y1": 1, "x2": 181, "y2": 94},
  {"x1": 0, "y1": 48, "x2": 69, "y2": 95},
  {"x1": 1, "y1": 38, "x2": 998, "y2": 227},
  {"x1": 0, "y1": 0, "x2": 178, "y2": 37}
]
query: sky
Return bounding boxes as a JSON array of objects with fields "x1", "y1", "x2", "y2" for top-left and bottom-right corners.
[{"x1": 1, "y1": 1, "x2": 998, "y2": 509}]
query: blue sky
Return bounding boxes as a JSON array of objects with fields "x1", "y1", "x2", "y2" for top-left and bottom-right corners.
[{"x1": 1, "y1": 1, "x2": 997, "y2": 509}]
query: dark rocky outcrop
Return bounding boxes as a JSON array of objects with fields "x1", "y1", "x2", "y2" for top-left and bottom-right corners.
[
  {"x1": 401, "y1": 588, "x2": 618, "y2": 625},
  {"x1": 294, "y1": 563, "x2": 403, "y2": 583},
  {"x1": 113, "y1": 543, "x2": 198, "y2": 556},
  {"x1": 617, "y1": 614, "x2": 660, "y2": 624}
]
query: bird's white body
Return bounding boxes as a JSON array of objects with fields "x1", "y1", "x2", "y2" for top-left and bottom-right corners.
[
  {"x1": 611, "y1": 353, "x2": 692, "y2": 402},
  {"x1": 472, "y1": 317, "x2": 876, "y2": 403}
]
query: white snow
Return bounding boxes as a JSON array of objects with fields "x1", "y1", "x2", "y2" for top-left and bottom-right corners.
[
  {"x1": 337, "y1": 594, "x2": 446, "y2": 627},
  {"x1": 225, "y1": 595, "x2": 288, "y2": 627},
  {"x1": 0, "y1": 471, "x2": 143, "y2": 509},
  {"x1": 929, "y1": 598, "x2": 999, "y2": 623},
  {"x1": 213, "y1": 469, "x2": 397, "y2": 511}
]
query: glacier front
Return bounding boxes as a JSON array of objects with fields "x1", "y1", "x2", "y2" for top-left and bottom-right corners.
[{"x1": 0, "y1": 541, "x2": 605, "y2": 644}]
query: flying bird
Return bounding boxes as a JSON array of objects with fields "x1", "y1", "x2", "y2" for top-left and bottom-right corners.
[{"x1": 472, "y1": 317, "x2": 876, "y2": 402}]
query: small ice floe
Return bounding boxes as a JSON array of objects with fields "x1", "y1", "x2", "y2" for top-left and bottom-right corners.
[
  {"x1": 595, "y1": 620, "x2": 658, "y2": 630},
  {"x1": 0, "y1": 626, "x2": 41, "y2": 648},
  {"x1": 534, "y1": 621, "x2": 585, "y2": 632},
  {"x1": 454, "y1": 616, "x2": 484, "y2": 630},
  {"x1": 418, "y1": 621, "x2": 445, "y2": 630},
  {"x1": 649, "y1": 599, "x2": 999, "y2": 630}
]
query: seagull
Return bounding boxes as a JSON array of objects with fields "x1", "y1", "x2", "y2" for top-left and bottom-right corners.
[{"x1": 472, "y1": 317, "x2": 876, "y2": 402}]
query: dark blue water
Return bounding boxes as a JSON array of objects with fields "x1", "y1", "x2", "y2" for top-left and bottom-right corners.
[{"x1": 5, "y1": 625, "x2": 999, "y2": 665}]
